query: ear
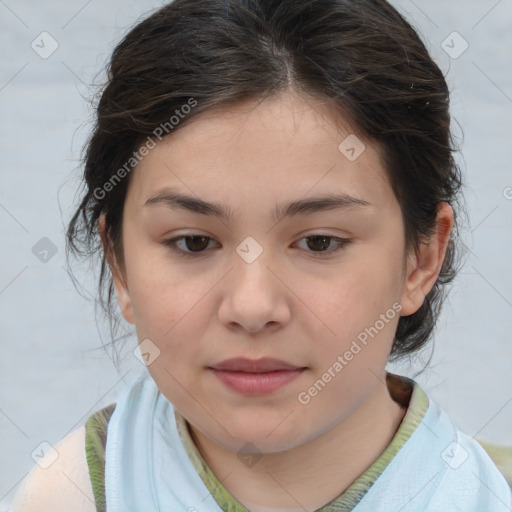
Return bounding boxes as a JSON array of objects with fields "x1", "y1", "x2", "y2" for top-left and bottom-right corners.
[
  {"x1": 98, "y1": 215, "x2": 135, "y2": 325},
  {"x1": 400, "y1": 202, "x2": 454, "y2": 317}
]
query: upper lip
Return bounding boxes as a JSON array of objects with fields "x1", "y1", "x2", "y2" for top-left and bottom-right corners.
[{"x1": 209, "y1": 357, "x2": 304, "y2": 373}]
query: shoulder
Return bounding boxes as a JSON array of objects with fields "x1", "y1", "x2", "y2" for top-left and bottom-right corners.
[
  {"x1": 389, "y1": 391, "x2": 512, "y2": 510},
  {"x1": 427, "y1": 426, "x2": 512, "y2": 510},
  {"x1": 11, "y1": 426, "x2": 97, "y2": 512}
]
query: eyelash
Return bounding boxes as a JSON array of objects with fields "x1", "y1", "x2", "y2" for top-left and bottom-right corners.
[{"x1": 161, "y1": 234, "x2": 352, "y2": 259}]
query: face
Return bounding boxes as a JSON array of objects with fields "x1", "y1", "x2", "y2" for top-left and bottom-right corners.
[{"x1": 105, "y1": 91, "x2": 438, "y2": 454}]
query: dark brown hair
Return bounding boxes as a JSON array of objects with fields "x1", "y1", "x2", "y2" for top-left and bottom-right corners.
[{"x1": 65, "y1": 0, "x2": 467, "y2": 369}]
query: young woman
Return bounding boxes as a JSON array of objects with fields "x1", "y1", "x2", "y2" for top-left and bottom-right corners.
[{"x1": 12, "y1": 0, "x2": 511, "y2": 510}]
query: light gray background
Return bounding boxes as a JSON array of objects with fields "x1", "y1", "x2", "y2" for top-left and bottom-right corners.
[{"x1": 1, "y1": 0, "x2": 511, "y2": 509}]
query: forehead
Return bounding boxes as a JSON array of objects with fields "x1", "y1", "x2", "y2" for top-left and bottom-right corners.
[{"x1": 126, "y1": 92, "x2": 393, "y2": 215}]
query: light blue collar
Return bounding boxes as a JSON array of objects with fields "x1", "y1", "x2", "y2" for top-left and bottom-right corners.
[{"x1": 104, "y1": 369, "x2": 511, "y2": 511}]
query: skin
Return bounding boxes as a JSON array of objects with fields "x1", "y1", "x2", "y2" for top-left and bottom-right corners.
[{"x1": 99, "y1": 90, "x2": 454, "y2": 511}]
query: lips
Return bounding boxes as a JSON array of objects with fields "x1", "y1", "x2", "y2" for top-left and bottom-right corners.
[
  {"x1": 209, "y1": 357, "x2": 303, "y2": 373},
  {"x1": 208, "y1": 358, "x2": 306, "y2": 395}
]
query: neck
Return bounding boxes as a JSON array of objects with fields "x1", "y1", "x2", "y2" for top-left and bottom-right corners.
[{"x1": 187, "y1": 372, "x2": 408, "y2": 512}]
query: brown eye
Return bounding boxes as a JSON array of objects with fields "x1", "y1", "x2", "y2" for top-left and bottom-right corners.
[
  {"x1": 180, "y1": 235, "x2": 211, "y2": 252},
  {"x1": 305, "y1": 235, "x2": 331, "y2": 252},
  {"x1": 162, "y1": 235, "x2": 216, "y2": 257},
  {"x1": 162, "y1": 233, "x2": 352, "y2": 259},
  {"x1": 295, "y1": 235, "x2": 352, "y2": 257}
]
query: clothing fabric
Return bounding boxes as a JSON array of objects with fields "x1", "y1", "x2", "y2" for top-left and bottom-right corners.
[
  {"x1": 85, "y1": 403, "x2": 116, "y2": 512},
  {"x1": 91, "y1": 369, "x2": 511, "y2": 511}
]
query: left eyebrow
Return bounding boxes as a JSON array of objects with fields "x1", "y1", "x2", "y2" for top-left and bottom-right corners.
[{"x1": 144, "y1": 187, "x2": 372, "y2": 223}]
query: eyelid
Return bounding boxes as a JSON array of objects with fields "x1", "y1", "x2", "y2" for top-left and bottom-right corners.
[{"x1": 161, "y1": 231, "x2": 352, "y2": 259}]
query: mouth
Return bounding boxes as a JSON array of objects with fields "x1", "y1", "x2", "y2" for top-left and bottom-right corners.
[
  {"x1": 208, "y1": 358, "x2": 307, "y2": 395},
  {"x1": 209, "y1": 357, "x2": 304, "y2": 373}
]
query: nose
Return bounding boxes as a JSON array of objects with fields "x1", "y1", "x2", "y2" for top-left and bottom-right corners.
[{"x1": 217, "y1": 251, "x2": 291, "y2": 335}]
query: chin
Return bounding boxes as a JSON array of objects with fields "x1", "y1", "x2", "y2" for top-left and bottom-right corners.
[{"x1": 226, "y1": 422, "x2": 306, "y2": 453}]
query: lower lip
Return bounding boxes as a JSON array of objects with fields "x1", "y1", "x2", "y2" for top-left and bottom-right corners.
[{"x1": 209, "y1": 368, "x2": 305, "y2": 396}]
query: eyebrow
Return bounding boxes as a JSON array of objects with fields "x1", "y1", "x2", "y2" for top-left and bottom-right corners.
[{"x1": 144, "y1": 187, "x2": 372, "y2": 223}]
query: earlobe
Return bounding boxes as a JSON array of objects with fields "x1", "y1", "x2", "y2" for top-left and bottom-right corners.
[
  {"x1": 112, "y1": 275, "x2": 135, "y2": 325},
  {"x1": 98, "y1": 215, "x2": 135, "y2": 325},
  {"x1": 399, "y1": 250, "x2": 425, "y2": 317},
  {"x1": 399, "y1": 203, "x2": 454, "y2": 317}
]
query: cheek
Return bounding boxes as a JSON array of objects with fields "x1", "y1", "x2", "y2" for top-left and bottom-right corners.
[
  {"x1": 305, "y1": 258, "x2": 402, "y2": 360},
  {"x1": 123, "y1": 239, "x2": 203, "y2": 330},
  {"x1": 131, "y1": 281, "x2": 205, "y2": 341},
  {"x1": 309, "y1": 265, "x2": 392, "y2": 328}
]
